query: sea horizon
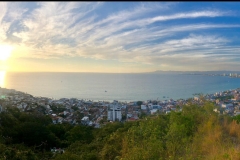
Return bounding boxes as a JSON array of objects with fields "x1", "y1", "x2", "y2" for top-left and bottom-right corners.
[
  {"x1": 1, "y1": 72, "x2": 240, "y2": 102},
  {"x1": 3, "y1": 70, "x2": 240, "y2": 74}
]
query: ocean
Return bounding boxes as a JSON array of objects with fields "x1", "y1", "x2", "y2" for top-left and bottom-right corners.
[{"x1": 2, "y1": 72, "x2": 240, "y2": 102}]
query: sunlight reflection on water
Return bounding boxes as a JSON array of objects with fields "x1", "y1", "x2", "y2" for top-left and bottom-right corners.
[{"x1": 0, "y1": 71, "x2": 5, "y2": 88}]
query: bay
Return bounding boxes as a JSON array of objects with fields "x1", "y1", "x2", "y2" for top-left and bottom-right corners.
[{"x1": 2, "y1": 72, "x2": 240, "y2": 102}]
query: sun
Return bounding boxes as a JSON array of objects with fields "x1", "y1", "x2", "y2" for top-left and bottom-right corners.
[{"x1": 0, "y1": 44, "x2": 13, "y2": 61}]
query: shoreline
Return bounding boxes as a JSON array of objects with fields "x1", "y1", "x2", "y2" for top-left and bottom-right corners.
[
  {"x1": 1, "y1": 86, "x2": 240, "y2": 103},
  {"x1": 2, "y1": 72, "x2": 240, "y2": 103}
]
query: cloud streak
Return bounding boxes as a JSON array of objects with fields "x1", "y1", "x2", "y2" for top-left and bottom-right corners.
[{"x1": 1, "y1": 2, "x2": 240, "y2": 71}]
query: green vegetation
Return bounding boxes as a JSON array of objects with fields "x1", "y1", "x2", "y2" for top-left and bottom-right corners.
[
  {"x1": 217, "y1": 95, "x2": 234, "y2": 101},
  {"x1": 136, "y1": 101, "x2": 143, "y2": 106},
  {"x1": 1, "y1": 102, "x2": 240, "y2": 159},
  {"x1": 50, "y1": 104, "x2": 66, "y2": 113}
]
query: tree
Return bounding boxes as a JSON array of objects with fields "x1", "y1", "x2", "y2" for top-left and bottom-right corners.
[
  {"x1": 71, "y1": 106, "x2": 78, "y2": 111},
  {"x1": 66, "y1": 126, "x2": 94, "y2": 144},
  {"x1": 139, "y1": 111, "x2": 147, "y2": 119},
  {"x1": 232, "y1": 115, "x2": 240, "y2": 123},
  {"x1": 136, "y1": 101, "x2": 143, "y2": 106}
]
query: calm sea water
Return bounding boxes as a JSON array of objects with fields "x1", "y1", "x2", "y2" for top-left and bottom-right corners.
[{"x1": 2, "y1": 72, "x2": 240, "y2": 102}]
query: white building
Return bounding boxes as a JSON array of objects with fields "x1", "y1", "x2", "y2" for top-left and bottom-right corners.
[
  {"x1": 150, "y1": 109, "x2": 158, "y2": 114},
  {"x1": 81, "y1": 116, "x2": 90, "y2": 125},
  {"x1": 0, "y1": 105, "x2": 4, "y2": 112},
  {"x1": 194, "y1": 96, "x2": 199, "y2": 101},
  {"x1": 221, "y1": 103, "x2": 233, "y2": 108},
  {"x1": 108, "y1": 101, "x2": 122, "y2": 121},
  {"x1": 141, "y1": 105, "x2": 147, "y2": 110},
  {"x1": 148, "y1": 104, "x2": 161, "y2": 110}
]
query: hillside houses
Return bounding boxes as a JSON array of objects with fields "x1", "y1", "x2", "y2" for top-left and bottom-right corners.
[{"x1": 0, "y1": 87, "x2": 240, "y2": 127}]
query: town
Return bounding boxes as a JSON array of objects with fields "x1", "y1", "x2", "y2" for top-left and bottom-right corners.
[
  {"x1": 0, "y1": 87, "x2": 240, "y2": 128},
  {"x1": 189, "y1": 72, "x2": 240, "y2": 78}
]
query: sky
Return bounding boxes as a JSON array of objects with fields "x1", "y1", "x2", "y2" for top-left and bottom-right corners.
[{"x1": 0, "y1": 2, "x2": 240, "y2": 73}]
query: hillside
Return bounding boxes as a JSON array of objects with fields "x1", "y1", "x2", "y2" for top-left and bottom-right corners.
[{"x1": 1, "y1": 101, "x2": 240, "y2": 160}]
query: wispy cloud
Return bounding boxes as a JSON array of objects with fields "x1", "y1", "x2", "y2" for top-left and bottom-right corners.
[{"x1": 1, "y1": 2, "x2": 240, "y2": 71}]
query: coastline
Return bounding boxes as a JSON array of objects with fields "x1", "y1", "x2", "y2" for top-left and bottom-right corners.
[
  {"x1": 0, "y1": 86, "x2": 239, "y2": 127},
  {"x1": 3, "y1": 72, "x2": 240, "y2": 102},
  {"x1": 1, "y1": 86, "x2": 240, "y2": 103}
]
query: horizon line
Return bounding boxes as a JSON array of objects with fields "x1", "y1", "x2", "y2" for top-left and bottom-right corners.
[{"x1": 1, "y1": 70, "x2": 240, "y2": 74}]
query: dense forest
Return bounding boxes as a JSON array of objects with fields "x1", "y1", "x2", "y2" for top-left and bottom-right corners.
[{"x1": 1, "y1": 101, "x2": 240, "y2": 160}]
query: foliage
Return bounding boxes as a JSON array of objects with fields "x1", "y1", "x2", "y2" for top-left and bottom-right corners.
[
  {"x1": 1, "y1": 102, "x2": 240, "y2": 160},
  {"x1": 71, "y1": 106, "x2": 79, "y2": 111},
  {"x1": 232, "y1": 114, "x2": 240, "y2": 123},
  {"x1": 217, "y1": 95, "x2": 234, "y2": 101},
  {"x1": 136, "y1": 101, "x2": 143, "y2": 106},
  {"x1": 66, "y1": 125, "x2": 94, "y2": 144},
  {"x1": 50, "y1": 104, "x2": 66, "y2": 113}
]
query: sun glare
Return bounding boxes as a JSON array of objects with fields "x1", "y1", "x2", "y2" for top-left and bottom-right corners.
[{"x1": 0, "y1": 44, "x2": 13, "y2": 61}]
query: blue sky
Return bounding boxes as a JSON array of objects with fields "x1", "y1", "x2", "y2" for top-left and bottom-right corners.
[{"x1": 1, "y1": 2, "x2": 240, "y2": 72}]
